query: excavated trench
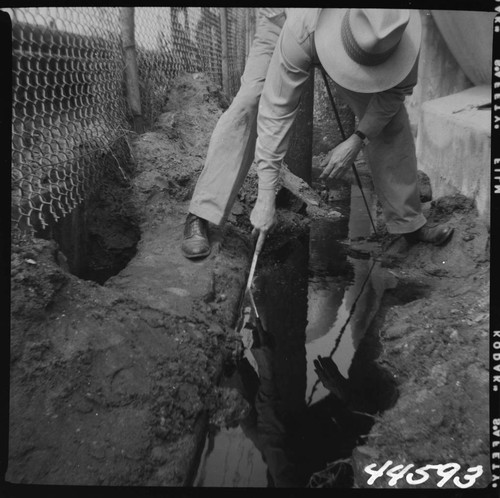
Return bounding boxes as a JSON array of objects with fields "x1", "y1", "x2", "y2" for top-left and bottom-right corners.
[
  {"x1": 42, "y1": 165, "x2": 404, "y2": 488},
  {"x1": 193, "y1": 181, "x2": 406, "y2": 487},
  {"x1": 33, "y1": 153, "x2": 142, "y2": 287},
  {"x1": 38, "y1": 166, "x2": 437, "y2": 488},
  {"x1": 9, "y1": 73, "x2": 490, "y2": 488},
  {"x1": 81, "y1": 168, "x2": 141, "y2": 285}
]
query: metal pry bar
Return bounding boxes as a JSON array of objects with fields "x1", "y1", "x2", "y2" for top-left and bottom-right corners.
[{"x1": 320, "y1": 67, "x2": 378, "y2": 237}]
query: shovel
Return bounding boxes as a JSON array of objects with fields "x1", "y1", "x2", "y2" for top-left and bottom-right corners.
[
  {"x1": 245, "y1": 231, "x2": 266, "y2": 318},
  {"x1": 234, "y1": 231, "x2": 266, "y2": 367},
  {"x1": 235, "y1": 231, "x2": 266, "y2": 330}
]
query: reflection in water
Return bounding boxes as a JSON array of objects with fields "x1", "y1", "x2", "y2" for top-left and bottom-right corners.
[
  {"x1": 195, "y1": 425, "x2": 267, "y2": 487},
  {"x1": 306, "y1": 257, "x2": 381, "y2": 405},
  {"x1": 195, "y1": 183, "x2": 395, "y2": 487},
  {"x1": 195, "y1": 236, "x2": 308, "y2": 487},
  {"x1": 306, "y1": 186, "x2": 393, "y2": 406}
]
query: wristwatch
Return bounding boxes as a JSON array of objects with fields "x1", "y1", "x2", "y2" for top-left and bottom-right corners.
[{"x1": 354, "y1": 130, "x2": 369, "y2": 147}]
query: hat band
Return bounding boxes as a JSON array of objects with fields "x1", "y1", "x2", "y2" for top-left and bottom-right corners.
[{"x1": 341, "y1": 10, "x2": 400, "y2": 67}]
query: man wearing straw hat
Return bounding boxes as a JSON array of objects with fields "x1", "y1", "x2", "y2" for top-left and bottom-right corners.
[
  {"x1": 181, "y1": 8, "x2": 287, "y2": 259},
  {"x1": 250, "y1": 8, "x2": 454, "y2": 245}
]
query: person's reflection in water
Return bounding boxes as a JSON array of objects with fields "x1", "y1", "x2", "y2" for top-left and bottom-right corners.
[
  {"x1": 233, "y1": 235, "x2": 384, "y2": 487},
  {"x1": 238, "y1": 313, "x2": 302, "y2": 487},
  {"x1": 233, "y1": 236, "x2": 310, "y2": 487}
]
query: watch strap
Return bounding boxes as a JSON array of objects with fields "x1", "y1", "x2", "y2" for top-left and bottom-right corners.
[{"x1": 354, "y1": 130, "x2": 369, "y2": 145}]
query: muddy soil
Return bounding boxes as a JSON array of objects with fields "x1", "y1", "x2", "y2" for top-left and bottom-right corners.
[
  {"x1": 294, "y1": 191, "x2": 490, "y2": 489},
  {"x1": 347, "y1": 194, "x2": 491, "y2": 489},
  {"x1": 8, "y1": 73, "x2": 253, "y2": 487},
  {"x1": 8, "y1": 72, "x2": 491, "y2": 489}
]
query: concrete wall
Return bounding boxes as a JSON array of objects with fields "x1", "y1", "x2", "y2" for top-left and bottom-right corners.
[
  {"x1": 406, "y1": 10, "x2": 491, "y2": 224},
  {"x1": 405, "y1": 10, "x2": 472, "y2": 136},
  {"x1": 417, "y1": 86, "x2": 491, "y2": 222}
]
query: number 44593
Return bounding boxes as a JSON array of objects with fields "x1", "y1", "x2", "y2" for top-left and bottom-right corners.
[{"x1": 364, "y1": 461, "x2": 483, "y2": 488}]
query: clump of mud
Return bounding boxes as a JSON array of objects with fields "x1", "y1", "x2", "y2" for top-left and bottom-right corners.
[{"x1": 11, "y1": 234, "x2": 70, "y2": 319}]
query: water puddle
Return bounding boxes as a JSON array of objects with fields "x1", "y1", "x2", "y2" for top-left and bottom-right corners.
[{"x1": 194, "y1": 182, "x2": 397, "y2": 487}]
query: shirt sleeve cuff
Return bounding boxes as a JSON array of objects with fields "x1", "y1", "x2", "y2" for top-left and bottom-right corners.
[
  {"x1": 257, "y1": 160, "x2": 281, "y2": 191},
  {"x1": 258, "y1": 180, "x2": 278, "y2": 192}
]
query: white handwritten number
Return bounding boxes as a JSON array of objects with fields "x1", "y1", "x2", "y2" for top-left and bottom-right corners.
[
  {"x1": 365, "y1": 462, "x2": 484, "y2": 488},
  {"x1": 364, "y1": 461, "x2": 393, "y2": 485},
  {"x1": 405, "y1": 465, "x2": 432, "y2": 485},
  {"x1": 453, "y1": 465, "x2": 484, "y2": 489},
  {"x1": 386, "y1": 464, "x2": 415, "y2": 486},
  {"x1": 435, "y1": 463, "x2": 461, "y2": 487}
]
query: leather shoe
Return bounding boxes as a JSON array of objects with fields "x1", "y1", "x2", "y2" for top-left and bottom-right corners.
[
  {"x1": 404, "y1": 223, "x2": 454, "y2": 246},
  {"x1": 181, "y1": 213, "x2": 211, "y2": 259}
]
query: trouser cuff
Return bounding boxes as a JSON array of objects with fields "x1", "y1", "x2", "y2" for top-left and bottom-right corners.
[
  {"x1": 189, "y1": 203, "x2": 225, "y2": 226},
  {"x1": 386, "y1": 214, "x2": 426, "y2": 235}
]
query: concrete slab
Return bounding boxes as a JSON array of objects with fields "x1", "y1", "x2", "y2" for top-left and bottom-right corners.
[{"x1": 416, "y1": 85, "x2": 490, "y2": 225}]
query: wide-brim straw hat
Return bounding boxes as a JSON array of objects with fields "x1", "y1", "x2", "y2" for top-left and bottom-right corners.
[{"x1": 315, "y1": 8, "x2": 422, "y2": 93}]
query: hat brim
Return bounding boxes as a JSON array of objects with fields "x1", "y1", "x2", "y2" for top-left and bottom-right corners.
[{"x1": 315, "y1": 9, "x2": 422, "y2": 93}]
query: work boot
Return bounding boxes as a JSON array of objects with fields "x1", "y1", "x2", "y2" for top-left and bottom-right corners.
[
  {"x1": 181, "y1": 213, "x2": 210, "y2": 259},
  {"x1": 404, "y1": 222, "x2": 454, "y2": 246}
]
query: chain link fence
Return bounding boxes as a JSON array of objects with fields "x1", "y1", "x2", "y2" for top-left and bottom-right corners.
[
  {"x1": 7, "y1": 7, "x2": 254, "y2": 234},
  {"x1": 225, "y1": 8, "x2": 251, "y2": 97},
  {"x1": 135, "y1": 7, "x2": 225, "y2": 128}
]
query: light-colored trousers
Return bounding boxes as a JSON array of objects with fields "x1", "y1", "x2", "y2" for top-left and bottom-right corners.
[
  {"x1": 335, "y1": 87, "x2": 426, "y2": 234},
  {"x1": 189, "y1": 16, "x2": 282, "y2": 225},
  {"x1": 255, "y1": 23, "x2": 426, "y2": 234}
]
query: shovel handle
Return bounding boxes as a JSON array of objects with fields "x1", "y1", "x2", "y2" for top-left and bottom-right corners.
[
  {"x1": 246, "y1": 231, "x2": 266, "y2": 292},
  {"x1": 254, "y1": 230, "x2": 266, "y2": 256}
]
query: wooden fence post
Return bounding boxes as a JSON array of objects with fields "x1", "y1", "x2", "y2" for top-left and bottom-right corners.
[
  {"x1": 219, "y1": 7, "x2": 230, "y2": 98},
  {"x1": 121, "y1": 7, "x2": 145, "y2": 134}
]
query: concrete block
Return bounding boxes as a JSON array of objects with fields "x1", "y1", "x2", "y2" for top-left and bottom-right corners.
[
  {"x1": 405, "y1": 10, "x2": 472, "y2": 138},
  {"x1": 416, "y1": 85, "x2": 490, "y2": 223}
]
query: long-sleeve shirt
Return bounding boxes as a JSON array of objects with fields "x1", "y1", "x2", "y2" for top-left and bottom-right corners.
[
  {"x1": 255, "y1": 8, "x2": 418, "y2": 191},
  {"x1": 259, "y1": 7, "x2": 287, "y2": 25}
]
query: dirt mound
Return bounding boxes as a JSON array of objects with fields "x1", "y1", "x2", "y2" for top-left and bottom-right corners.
[
  {"x1": 130, "y1": 72, "x2": 227, "y2": 227},
  {"x1": 348, "y1": 195, "x2": 491, "y2": 489},
  {"x1": 7, "y1": 72, "x2": 249, "y2": 486},
  {"x1": 11, "y1": 235, "x2": 70, "y2": 319},
  {"x1": 9, "y1": 245, "x2": 238, "y2": 485}
]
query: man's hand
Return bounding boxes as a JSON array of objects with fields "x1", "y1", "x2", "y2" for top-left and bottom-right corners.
[
  {"x1": 313, "y1": 356, "x2": 349, "y2": 404},
  {"x1": 250, "y1": 189, "x2": 276, "y2": 237},
  {"x1": 319, "y1": 134, "x2": 364, "y2": 181}
]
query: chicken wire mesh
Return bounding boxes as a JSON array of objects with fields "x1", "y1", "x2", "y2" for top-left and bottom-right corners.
[
  {"x1": 226, "y1": 8, "x2": 250, "y2": 97},
  {"x1": 135, "y1": 7, "x2": 225, "y2": 128},
  {"x1": 8, "y1": 6, "x2": 253, "y2": 234},
  {"x1": 9, "y1": 6, "x2": 130, "y2": 234}
]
